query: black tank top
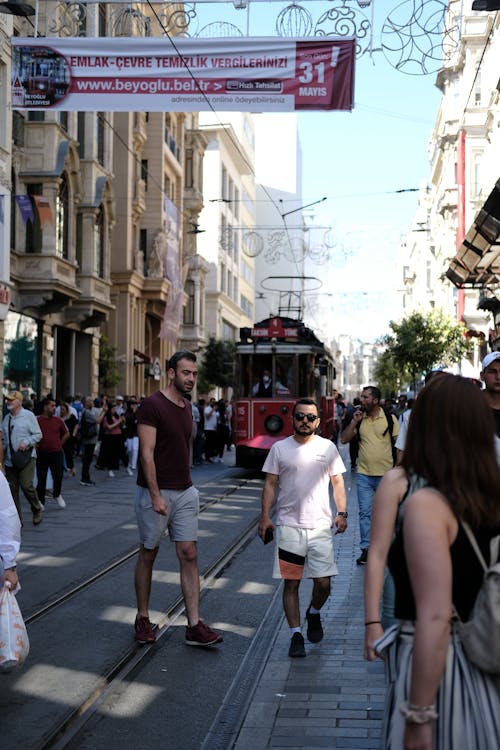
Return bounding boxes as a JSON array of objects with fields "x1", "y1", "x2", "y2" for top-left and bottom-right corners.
[{"x1": 388, "y1": 521, "x2": 500, "y2": 622}]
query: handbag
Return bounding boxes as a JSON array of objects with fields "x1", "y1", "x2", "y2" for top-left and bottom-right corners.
[
  {"x1": 8, "y1": 416, "x2": 32, "y2": 470},
  {"x1": 0, "y1": 585, "x2": 30, "y2": 673}
]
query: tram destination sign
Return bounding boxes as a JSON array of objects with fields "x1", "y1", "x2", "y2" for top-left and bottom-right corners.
[{"x1": 11, "y1": 36, "x2": 355, "y2": 113}]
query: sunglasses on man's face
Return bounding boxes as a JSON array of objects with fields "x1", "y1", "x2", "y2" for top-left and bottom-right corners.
[{"x1": 294, "y1": 412, "x2": 319, "y2": 423}]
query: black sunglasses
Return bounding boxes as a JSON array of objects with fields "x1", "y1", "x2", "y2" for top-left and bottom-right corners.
[{"x1": 294, "y1": 412, "x2": 319, "y2": 422}]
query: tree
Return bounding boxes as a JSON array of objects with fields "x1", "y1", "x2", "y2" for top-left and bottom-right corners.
[
  {"x1": 373, "y1": 349, "x2": 411, "y2": 397},
  {"x1": 382, "y1": 310, "x2": 472, "y2": 389},
  {"x1": 98, "y1": 334, "x2": 122, "y2": 391},
  {"x1": 197, "y1": 337, "x2": 236, "y2": 394}
]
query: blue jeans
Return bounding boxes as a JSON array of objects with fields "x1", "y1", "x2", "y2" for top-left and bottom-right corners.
[{"x1": 356, "y1": 473, "x2": 382, "y2": 550}]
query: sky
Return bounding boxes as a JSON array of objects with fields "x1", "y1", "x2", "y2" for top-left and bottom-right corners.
[{"x1": 192, "y1": 0, "x2": 445, "y2": 341}]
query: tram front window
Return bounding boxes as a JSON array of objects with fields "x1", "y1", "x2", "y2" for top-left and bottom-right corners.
[{"x1": 251, "y1": 357, "x2": 292, "y2": 397}]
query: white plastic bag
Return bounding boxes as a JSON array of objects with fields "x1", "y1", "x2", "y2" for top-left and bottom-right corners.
[{"x1": 0, "y1": 584, "x2": 30, "y2": 673}]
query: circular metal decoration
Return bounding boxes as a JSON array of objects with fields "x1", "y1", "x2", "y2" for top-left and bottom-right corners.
[
  {"x1": 158, "y1": 4, "x2": 197, "y2": 37},
  {"x1": 196, "y1": 21, "x2": 244, "y2": 38},
  {"x1": 265, "y1": 414, "x2": 284, "y2": 434},
  {"x1": 314, "y1": 2, "x2": 371, "y2": 58},
  {"x1": 261, "y1": 275, "x2": 323, "y2": 292},
  {"x1": 381, "y1": 0, "x2": 459, "y2": 76},
  {"x1": 242, "y1": 230, "x2": 264, "y2": 258},
  {"x1": 276, "y1": 3, "x2": 314, "y2": 38}
]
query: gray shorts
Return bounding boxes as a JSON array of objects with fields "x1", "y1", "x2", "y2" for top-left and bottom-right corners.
[{"x1": 135, "y1": 485, "x2": 199, "y2": 549}]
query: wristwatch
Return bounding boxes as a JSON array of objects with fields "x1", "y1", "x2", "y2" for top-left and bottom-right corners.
[{"x1": 336, "y1": 511, "x2": 348, "y2": 518}]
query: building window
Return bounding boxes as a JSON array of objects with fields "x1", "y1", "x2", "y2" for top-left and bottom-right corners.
[
  {"x1": 27, "y1": 111, "x2": 45, "y2": 122},
  {"x1": 141, "y1": 160, "x2": 148, "y2": 190},
  {"x1": 77, "y1": 112, "x2": 85, "y2": 159},
  {"x1": 12, "y1": 111, "x2": 24, "y2": 147},
  {"x1": 25, "y1": 184, "x2": 43, "y2": 254},
  {"x1": 234, "y1": 187, "x2": 240, "y2": 219},
  {"x1": 473, "y1": 71, "x2": 481, "y2": 107},
  {"x1": 183, "y1": 279, "x2": 195, "y2": 324},
  {"x1": 76, "y1": 213, "x2": 83, "y2": 270},
  {"x1": 241, "y1": 257, "x2": 253, "y2": 284},
  {"x1": 185, "y1": 149, "x2": 193, "y2": 189},
  {"x1": 240, "y1": 294, "x2": 253, "y2": 318},
  {"x1": 220, "y1": 262, "x2": 226, "y2": 293},
  {"x1": 58, "y1": 111, "x2": 69, "y2": 132},
  {"x1": 221, "y1": 165, "x2": 228, "y2": 200},
  {"x1": 98, "y1": 2, "x2": 107, "y2": 36},
  {"x1": 472, "y1": 154, "x2": 482, "y2": 198},
  {"x1": 97, "y1": 113, "x2": 105, "y2": 165},
  {"x1": 222, "y1": 320, "x2": 237, "y2": 341},
  {"x1": 140, "y1": 228, "x2": 147, "y2": 275},
  {"x1": 55, "y1": 173, "x2": 69, "y2": 259},
  {"x1": 94, "y1": 206, "x2": 105, "y2": 278}
]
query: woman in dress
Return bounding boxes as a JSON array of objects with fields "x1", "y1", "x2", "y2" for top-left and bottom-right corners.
[{"x1": 370, "y1": 374, "x2": 500, "y2": 750}]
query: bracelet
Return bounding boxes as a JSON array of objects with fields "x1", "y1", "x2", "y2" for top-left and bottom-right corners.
[
  {"x1": 364, "y1": 620, "x2": 381, "y2": 626},
  {"x1": 399, "y1": 702, "x2": 438, "y2": 724}
]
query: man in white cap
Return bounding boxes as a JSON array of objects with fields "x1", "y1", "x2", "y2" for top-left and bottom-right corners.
[{"x1": 480, "y1": 351, "x2": 500, "y2": 437}]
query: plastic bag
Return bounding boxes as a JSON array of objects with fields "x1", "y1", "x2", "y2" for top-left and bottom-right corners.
[{"x1": 0, "y1": 584, "x2": 30, "y2": 673}]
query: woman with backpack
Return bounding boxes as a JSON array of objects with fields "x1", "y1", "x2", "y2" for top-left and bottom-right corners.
[{"x1": 365, "y1": 375, "x2": 500, "y2": 749}]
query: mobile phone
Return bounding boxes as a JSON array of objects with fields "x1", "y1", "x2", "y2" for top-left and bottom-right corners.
[{"x1": 264, "y1": 527, "x2": 274, "y2": 544}]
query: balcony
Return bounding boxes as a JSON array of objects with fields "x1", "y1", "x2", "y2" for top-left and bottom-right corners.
[{"x1": 11, "y1": 252, "x2": 81, "y2": 315}]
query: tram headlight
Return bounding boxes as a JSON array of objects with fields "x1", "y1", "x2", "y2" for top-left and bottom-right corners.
[{"x1": 264, "y1": 414, "x2": 283, "y2": 434}]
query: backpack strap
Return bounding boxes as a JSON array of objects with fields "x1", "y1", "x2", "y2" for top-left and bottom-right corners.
[{"x1": 461, "y1": 521, "x2": 489, "y2": 571}]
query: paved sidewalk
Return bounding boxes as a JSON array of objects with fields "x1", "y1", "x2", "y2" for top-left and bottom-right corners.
[{"x1": 234, "y1": 467, "x2": 386, "y2": 750}]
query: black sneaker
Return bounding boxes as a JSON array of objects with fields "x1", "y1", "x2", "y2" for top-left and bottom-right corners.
[
  {"x1": 305, "y1": 605, "x2": 324, "y2": 643},
  {"x1": 80, "y1": 480, "x2": 95, "y2": 486},
  {"x1": 356, "y1": 548, "x2": 368, "y2": 565},
  {"x1": 288, "y1": 632, "x2": 306, "y2": 658}
]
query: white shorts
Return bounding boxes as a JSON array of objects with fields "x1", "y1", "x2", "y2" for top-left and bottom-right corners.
[
  {"x1": 273, "y1": 525, "x2": 338, "y2": 580},
  {"x1": 135, "y1": 485, "x2": 199, "y2": 549}
]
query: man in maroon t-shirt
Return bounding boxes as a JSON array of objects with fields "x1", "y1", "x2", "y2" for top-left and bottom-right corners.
[
  {"x1": 36, "y1": 398, "x2": 69, "y2": 509},
  {"x1": 133, "y1": 350, "x2": 223, "y2": 648}
]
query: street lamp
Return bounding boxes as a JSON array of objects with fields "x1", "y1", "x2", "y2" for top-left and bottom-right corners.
[{"x1": 0, "y1": 0, "x2": 35, "y2": 15}]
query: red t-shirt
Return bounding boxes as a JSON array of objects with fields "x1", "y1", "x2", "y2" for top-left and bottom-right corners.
[
  {"x1": 37, "y1": 415, "x2": 68, "y2": 453},
  {"x1": 136, "y1": 391, "x2": 193, "y2": 490}
]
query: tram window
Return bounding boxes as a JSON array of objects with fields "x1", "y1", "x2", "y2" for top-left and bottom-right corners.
[
  {"x1": 298, "y1": 354, "x2": 314, "y2": 397},
  {"x1": 275, "y1": 356, "x2": 293, "y2": 395}
]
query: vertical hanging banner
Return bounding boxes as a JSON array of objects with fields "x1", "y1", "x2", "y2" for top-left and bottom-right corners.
[
  {"x1": 11, "y1": 37, "x2": 355, "y2": 113},
  {"x1": 33, "y1": 196, "x2": 54, "y2": 227},
  {"x1": 160, "y1": 198, "x2": 184, "y2": 344},
  {"x1": 15, "y1": 195, "x2": 35, "y2": 225}
]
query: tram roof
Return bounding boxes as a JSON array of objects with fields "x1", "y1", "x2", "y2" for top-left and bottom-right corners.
[{"x1": 238, "y1": 316, "x2": 328, "y2": 350}]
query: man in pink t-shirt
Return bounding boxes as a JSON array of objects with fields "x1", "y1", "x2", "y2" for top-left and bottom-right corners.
[{"x1": 259, "y1": 398, "x2": 347, "y2": 658}]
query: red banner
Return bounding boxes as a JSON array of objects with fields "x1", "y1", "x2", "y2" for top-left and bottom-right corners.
[{"x1": 12, "y1": 37, "x2": 355, "y2": 113}]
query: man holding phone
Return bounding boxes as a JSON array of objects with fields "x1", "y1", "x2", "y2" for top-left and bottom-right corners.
[{"x1": 259, "y1": 398, "x2": 347, "y2": 658}]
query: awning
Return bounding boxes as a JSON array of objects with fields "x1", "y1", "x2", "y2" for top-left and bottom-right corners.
[
  {"x1": 446, "y1": 178, "x2": 500, "y2": 288},
  {"x1": 133, "y1": 349, "x2": 151, "y2": 365}
]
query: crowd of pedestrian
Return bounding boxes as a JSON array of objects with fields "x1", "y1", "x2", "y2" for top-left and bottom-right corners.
[{"x1": 2, "y1": 348, "x2": 499, "y2": 747}]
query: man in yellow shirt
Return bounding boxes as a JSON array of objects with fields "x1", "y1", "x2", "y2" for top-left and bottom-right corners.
[{"x1": 341, "y1": 386, "x2": 399, "y2": 565}]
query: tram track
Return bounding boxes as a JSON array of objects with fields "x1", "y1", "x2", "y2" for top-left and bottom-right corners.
[
  {"x1": 38, "y1": 512, "x2": 262, "y2": 750},
  {"x1": 24, "y1": 473, "x2": 257, "y2": 626},
  {"x1": 3, "y1": 470, "x2": 267, "y2": 750}
]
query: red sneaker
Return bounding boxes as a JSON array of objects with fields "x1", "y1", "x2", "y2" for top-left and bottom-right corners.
[
  {"x1": 135, "y1": 615, "x2": 156, "y2": 644},
  {"x1": 185, "y1": 620, "x2": 223, "y2": 647}
]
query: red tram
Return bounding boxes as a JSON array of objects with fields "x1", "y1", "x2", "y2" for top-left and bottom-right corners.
[{"x1": 234, "y1": 316, "x2": 337, "y2": 468}]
